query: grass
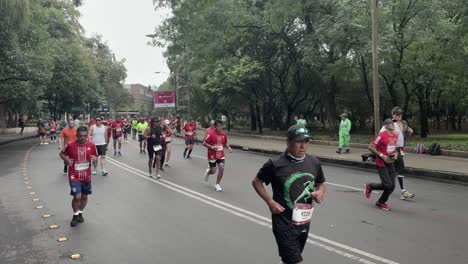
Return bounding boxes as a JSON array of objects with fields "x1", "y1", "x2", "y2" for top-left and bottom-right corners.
[{"x1": 228, "y1": 128, "x2": 468, "y2": 151}]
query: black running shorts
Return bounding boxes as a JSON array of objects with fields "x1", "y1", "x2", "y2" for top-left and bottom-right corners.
[
  {"x1": 394, "y1": 149, "x2": 406, "y2": 174},
  {"x1": 185, "y1": 138, "x2": 195, "y2": 145},
  {"x1": 273, "y1": 225, "x2": 309, "y2": 264},
  {"x1": 96, "y1": 145, "x2": 107, "y2": 156},
  {"x1": 208, "y1": 159, "x2": 225, "y2": 168}
]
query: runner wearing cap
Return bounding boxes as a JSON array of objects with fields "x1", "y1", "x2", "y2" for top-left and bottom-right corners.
[
  {"x1": 336, "y1": 113, "x2": 351, "y2": 154},
  {"x1": 252, "y1": 124, "x2": 326, "y2": 264},
  {"x1": 144, "y1": 117, "x2": 163, "y2": 179},
  {"x1": 365, "y1": 118, "x2": 399, "y2": 210},
  {"x1": 203, "y1": 120, "x2": 232, "y2": 192},
  {"x1": 380, "y1": 107, "x2": 415, "y2": 200},
  {"x1": 183, "y1": 118, "x2": 197, "y2": 159}
]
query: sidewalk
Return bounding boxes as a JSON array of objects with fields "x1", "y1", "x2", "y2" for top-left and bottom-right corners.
[
  {"x1": 187, "y1": 129, "x2": 468, "y2": 182},
  {"x1": 0, "y1": 132, "x2": 37, "y2": 146}
]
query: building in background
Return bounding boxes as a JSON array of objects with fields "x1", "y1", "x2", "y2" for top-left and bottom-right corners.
[{"x1": 124, "y1": 84, "x2": 154, "y2": 116}]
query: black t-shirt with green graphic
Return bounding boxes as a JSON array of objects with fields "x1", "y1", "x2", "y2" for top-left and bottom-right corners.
[{"x1": 256, "y1": 152, "x2": 325, "y2": 229}]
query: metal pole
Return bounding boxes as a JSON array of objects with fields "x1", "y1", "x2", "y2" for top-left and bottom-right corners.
[
  {"x1": 174, "y1": 70, "x2": 178, "y2": 114},
  {"x1": 371, "y1": 0, "x2": 380, "y2": 134},
  {"x1": 185, "y1": 45, "x2": 191, "y2": 119}
]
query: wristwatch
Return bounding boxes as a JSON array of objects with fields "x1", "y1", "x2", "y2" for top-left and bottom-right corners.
[{"x1": 379, "y1": 153, "x2": 384, "y2": 158}]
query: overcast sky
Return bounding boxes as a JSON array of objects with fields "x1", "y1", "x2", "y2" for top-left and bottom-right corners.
[{"x1": 78, "y1": 1, "x2": 170, "y2": 88}]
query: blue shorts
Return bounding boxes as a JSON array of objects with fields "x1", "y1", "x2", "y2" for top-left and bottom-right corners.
[{"x1": 69, "y1": 181, "x2": 92, "y2": 196}]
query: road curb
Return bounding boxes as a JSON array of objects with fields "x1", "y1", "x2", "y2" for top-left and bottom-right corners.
[{"x1": 176, "y1": 133, "x2": 468, "y2": 183}]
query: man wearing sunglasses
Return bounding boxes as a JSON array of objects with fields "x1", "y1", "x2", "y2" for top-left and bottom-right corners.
[
  {"x1": 252, "y1": 124, "x2": 326, "y2": 264},
  {"x1": 89, "y1": 117, "x2": 109, "y2": 176},
  {"x1": 379, "y1": 107, "x2": 415, "y2": 200}
]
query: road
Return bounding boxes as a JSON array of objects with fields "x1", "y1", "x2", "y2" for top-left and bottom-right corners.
[{"x1": 1, "y1": 137, "x2": 468, "y2": 264}]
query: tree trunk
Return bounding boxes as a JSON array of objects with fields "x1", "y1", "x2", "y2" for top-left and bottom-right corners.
[
  {"x1": 418, "y1": 96, "x2": 429, "y2": 138},
  {"x1": 249, "y1": 103, "x2": 257, "y2": 131},
  {"x1": 457, "y1": 112, "x2": 462, "y2": 131},
  {"x1": 255, "y1": 101, "x2": 262, "y2": 135}
]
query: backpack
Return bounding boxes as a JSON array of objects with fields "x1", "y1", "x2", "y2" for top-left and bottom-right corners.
[
  {"x1": 414, "y1": 144, "x2": 425, "y2": 154},
  {"x1": 428, "y1": 143, "x2": 442, "y2": 156},
  {"x1": 361, "y1": 153, "x2": 376, "y2": 163}
]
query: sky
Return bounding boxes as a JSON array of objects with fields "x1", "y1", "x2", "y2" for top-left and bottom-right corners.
[{"x1": 78, "y1": 0, "x2": 171, "y2": 88}]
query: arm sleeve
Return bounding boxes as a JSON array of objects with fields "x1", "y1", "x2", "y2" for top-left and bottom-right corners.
[{"x1": 256, "y1": 159, "x2": 274, "y2": 185}]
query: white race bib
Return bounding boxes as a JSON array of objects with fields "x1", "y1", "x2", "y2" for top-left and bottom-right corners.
[
  {"x1": 153, "y1": 145, "x2": 162, "y2": 152},
  {"x1": 215, "y1": 145, "x2": 223, "y2": 151},
  {"x1": 116, "y1": 128, "x2": 122, "y2": 132},
  {"x1": 165, "y1": 137, "x2": 172, "y2": 142},
  {"x1": 400, "y1": 150, "x2": 405, "y2": 156},
  {"x1": 387, "y1": 145, "x2": 396, "y2": 153},
  {"x1": 74, "y1": 162, "x2": 90, "y2": 171},
  {"x1": 292, "y1": 203, "x2": 314, "y2": 225},
  {"x1": 187, "y1": 131, "x2": 193, "y2": 136}
]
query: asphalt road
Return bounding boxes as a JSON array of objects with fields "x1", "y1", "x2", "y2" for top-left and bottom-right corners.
[{"x1": 1, "y1": 137, "x2": 468, "y2": 264}]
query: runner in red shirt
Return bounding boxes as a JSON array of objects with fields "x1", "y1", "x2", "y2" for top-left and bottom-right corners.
[
  {"x1": 111, "y1": 117, "x2": 124, "y2": 156},
  {"x1": 59, "y1": 126, "x2": 98, "y2": 227},
  {"x1": 174, "y1": 116, "x2": 182, "y2": 134},
  {"x1": 183, "y1": 118, "x2": 197, "y2": 159},
  {"x1": 365, "y1": 118, "x2": 399, "y2": 211},
  {"x1": 48, "y1": 119, "x2": 57, "y2": 143},
  {"x1": 203, "y1": 120, "x2": 232, "y2": 191}
]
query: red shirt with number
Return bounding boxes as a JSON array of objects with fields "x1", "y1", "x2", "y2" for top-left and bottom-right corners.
[
  {"x1": 371, "y1": 130, "x2": 398, "y2": 168},
  {"x1": 183, "y1": 122, "x2": 197, "y2": 140},
  {"x1": 205, "y1": 130, "x2": 227, "y2": 160},
  {"x1": 111, "y1": 121, "x2": 124, "y2": 137},
  {"x1": 63, "y1": 141, "x2": 97, "y2": 182}
]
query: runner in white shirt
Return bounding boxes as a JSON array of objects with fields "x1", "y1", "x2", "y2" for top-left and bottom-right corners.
[{"x1": 88, "y1": 117, "x2": 109, "y2": 176}]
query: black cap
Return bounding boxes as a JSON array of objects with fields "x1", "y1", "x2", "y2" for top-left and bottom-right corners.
[
  {"x1": 287, "y1": 124, "x2": 311, "y2": 141},
  {"x1": 391, "y1": 107, "x2": 403, "y2": 114},
  {"x1": 383, "y1": 118, "x2": 393, "y2": 125},
  {"x1": 151, "y1": 117, "x2": 160, "y2": 123}
]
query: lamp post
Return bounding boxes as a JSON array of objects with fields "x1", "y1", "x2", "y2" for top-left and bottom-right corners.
[{"x1": 371, "y1": 0, "x2": 380, "y2": 134}]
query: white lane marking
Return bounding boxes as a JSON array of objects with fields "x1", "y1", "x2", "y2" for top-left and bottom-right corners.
[
  {"x1": 107, "y1": 157, "x2": 398, "y2": 264},
  {"x1": 190, "y1": 154, "x2": 366, "y2": 192}
]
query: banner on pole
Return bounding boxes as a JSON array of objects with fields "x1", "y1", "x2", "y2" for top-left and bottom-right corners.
[{"x1": 154, "y1": 91, "x2": 176, "y2": 108}]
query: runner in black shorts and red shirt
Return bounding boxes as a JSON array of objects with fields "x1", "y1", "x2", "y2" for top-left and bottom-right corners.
[
  {"x1": 59, "y1": 126, "x2": 98, "y2": 227},
  {"x1": 183, "y1": 118, "x2": 197, "y2": 159},
  {"x1": 252, "y1": 124, "x2": 326, "y2": 264}
]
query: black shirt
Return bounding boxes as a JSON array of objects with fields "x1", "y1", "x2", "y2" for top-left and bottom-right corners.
[
  {"x1": 147, "y1": 126, "x2": 162, "y2": 146},
  {"x1": 256, "y1": 151, "x2": 325, "y2": 229}
]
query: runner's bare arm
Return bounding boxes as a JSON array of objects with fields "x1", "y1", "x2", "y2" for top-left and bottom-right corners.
[
  {"x1": 252, "y1": 177, "x2": 285, "y2": 214},
  {"x1": 59, "y1": 147, "x2": 72, "y2": 166},
  {"x1": 312, "y1": 182, "x2": 326, "y2": 204},
  {"x1": 368, "y1": 143, "x2": 392, "y2": 163},
  {"x1": 88, "y1": 126, "x2": 93, "y2": 141},
  {"x1": 143, "y1": 127, "x2": 151, "y2": 139}
]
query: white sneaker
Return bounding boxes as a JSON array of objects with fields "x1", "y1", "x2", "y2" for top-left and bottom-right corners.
[
  {"x1": 149, "y1": 170, "x2": 152, "y2": 178},
  {"x1": 204, "y1": 169, "x2": 210, "y2": 182},
  {"x1": 156, "y1": 173, "x2": 161, "y2": 179},
  {"x1": 215, "y1": 184, "x2": 222, "y2": 192},
  {"x1": 92, "y1": 170, "x2": 97, "y2": 175}
]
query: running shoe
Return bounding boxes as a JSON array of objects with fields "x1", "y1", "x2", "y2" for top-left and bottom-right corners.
[
  {"x1": 118, "y1": 151, "x2": 122, "y2": 156},
  {"x1": 401, "y1": 191, "x2": 415, "y2": 200},
  {"x1": 204, "y1": 169, "x2": 210, "y2": 182},
  {"x1": 164, "y1": 163, "x2": 170, "y2": 167},
  {"x1": 101, "y1": 170, "x2": 108, "y2": 176},
  {"x1": 92, "y1": 170, "x2": 97, "y2": 175},
  {"x1": 187, "y1": 156, "x2": 192, "y2": 159},
  {"x1": 39, "y1": 142, "x2": 44, "y2": 145},
  {"x1": 183, "y1": 153, "x2": 186, "y2": 158},
  {"x1": 215, "y1": 184, "x2": 222, "y2": 192},
  {"x1": 345, "y1": 149, "x2": 350, "y2": 154},
  {"x1": 364, "y1": 183, "x2": 372, "y2": 199},
  {"x1": 159, "y1": 167, "x2": 165, "y2": 172},
  {"x1": 143, "y1": 150, "x2": 146, "y2": 154},
  {"x1": 375, "y1": 202, "x2": 391, "y2": 211},
  {"x1": 335, "y1": 150, "x2": 341, "y2": 154},
  {"x1": 70, "y1": 215, "x2": 79, "y2": 227},
  {"x1": 140, "y1": 150, "x2": 142, "y2": 154},
  {"x1": 114, "y1": 151, "x2": 117, "y2": 156},
  {"x1": 77, "y1": 213, "x2": 84, "y2": 223},
  {"x1": 44, "y1": 142, "x2": 49, "y2": 145},
  {"x1": 156, "y1": 174, "x2": 161, "y2": 179},
  {"x1": 149, "y1": 170, "x2": 152, "y2": 178}
]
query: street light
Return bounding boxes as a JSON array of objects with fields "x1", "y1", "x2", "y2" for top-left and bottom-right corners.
[{"x1": 371, "y1": 0, "x2": 380, "y2": 134}]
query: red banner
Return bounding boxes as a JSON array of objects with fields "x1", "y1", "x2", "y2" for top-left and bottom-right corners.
[{"x1": 154, "y1": 91, "x2": 176, "y2": 108}]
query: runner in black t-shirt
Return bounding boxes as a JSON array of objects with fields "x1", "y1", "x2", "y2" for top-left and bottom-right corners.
[
  {"x1": 252, "y1": 124, "x2": 326, "y2": 264},
  {"x1": 144, "y1": 117, "x2": 163, "y2": 179}
]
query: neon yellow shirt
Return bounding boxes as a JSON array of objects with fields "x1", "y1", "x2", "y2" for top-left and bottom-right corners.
[
  {"x1": 136, "y1": 122, "x2": 148, "y2": 135},
  {"x1": 131, "y1": 119, "x2": 139, "y2": 129}
]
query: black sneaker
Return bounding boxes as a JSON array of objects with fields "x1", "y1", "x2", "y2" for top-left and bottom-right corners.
[
  {"x1": 160, "y1": 167, "x2": 165, "y2": 172},
  {"x1": 345, "y1": 149, "x2": 350, "y2": 154},
  {"x1": 183, "y1": 153, "x2": 186, "y2": 158},
  {"x1": 70, "y1": 215, "x2": 79, "y2": 227},
  {"x1": 77, "y1": 213, "x2": 84, "y2": 223},
  {"x1": 187, "y1": 156, "x2": 192, "y2": 159},
  {"x1": 114, "y1": 151, "x2": 117, "y2": 156}
]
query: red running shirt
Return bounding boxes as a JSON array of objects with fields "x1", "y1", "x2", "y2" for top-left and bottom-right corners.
[
  {"x1": 63, "y1": 141, "x2": 97, "y2": 182},
  {"x1": 111, "y1": 121, "x2": 124, "y2": 137},
  {"x1": 371, "y1": 130, "x2": 398, "y2": 168},
  {"x1": 183, "y1": 123, "x2": 197, "y2": 140},
  {"x1": 205, "y1": 130, "x2": 227, "y2": 160}
]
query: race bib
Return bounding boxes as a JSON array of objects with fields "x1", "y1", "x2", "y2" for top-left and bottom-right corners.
[
  {"x1": 74, "y1": 162, "x2": 90, "y2": 171},
  {"x1": 187, "y1": 131, "x2": 193, "y2": 136},
  {"x1": 400, "y1": 150, "x2": 406, "y2": 156},
  {"x1": 116, "y1": 128, "x2": 122, "y2": 132},
  {"x1": 292, "y1": 203, "x2": 314, "y2": 225},
  {"x1": 387, "y1": 145, "x2": 396, "y2": 153},
  {"x1": 153, "y1": 145, "x2": 162, "y2": 152},
  {"x1": 215, "y1": 145, "x2": 224, "y2": 151},
  {"x1": 165, "y1": 137, "x2": 172, "y2": 142}
]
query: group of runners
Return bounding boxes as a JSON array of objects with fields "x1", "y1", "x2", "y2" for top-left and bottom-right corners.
[{"x1": 52, "y1": 106, "x2": 414, "y2": 264}]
